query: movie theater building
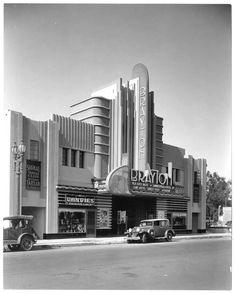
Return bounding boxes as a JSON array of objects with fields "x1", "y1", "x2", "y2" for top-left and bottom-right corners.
[{"x1": 6, "y1": 64, "x2": 207, "y2": 239}]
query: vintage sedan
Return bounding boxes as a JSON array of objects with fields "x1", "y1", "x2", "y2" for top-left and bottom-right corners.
[
  {"x1": 3, "y1": 215, "x2": 38, "y2": 251},
  {"x1": 125, "y1": 218, "x2": 176, "y2": 243}
]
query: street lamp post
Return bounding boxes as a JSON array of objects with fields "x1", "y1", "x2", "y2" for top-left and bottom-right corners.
[{"x1": 11, "y1": 140, "x2": 26, "y2": 215}]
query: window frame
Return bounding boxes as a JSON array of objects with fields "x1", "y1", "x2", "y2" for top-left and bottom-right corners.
[
  {"x1": 71, "y1": 149, "x2": 77, "y2": 168},
  {"x1": 79, "y1": 151, "x2": 84, "y2": 168},
  {"x1": 30, "y1": 140, "x2": 39, "y2": 161},
  {"x1": 62, "y1": 147, "x2": 69, "y2": 166}
]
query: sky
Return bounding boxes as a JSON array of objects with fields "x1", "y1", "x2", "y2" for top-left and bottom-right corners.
[{"x1": 3, "y1": 3, "x2": 232, "y2": 180}]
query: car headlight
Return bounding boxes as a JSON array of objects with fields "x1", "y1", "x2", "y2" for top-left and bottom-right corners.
[
  {"x1": 128, "y1": 228, "x2": 132, "y2": 233},
  {"x1": 136, "y1": 227, "x2": 140, "y2": 232}
]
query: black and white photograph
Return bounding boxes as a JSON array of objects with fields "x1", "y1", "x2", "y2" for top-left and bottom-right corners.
[{"x1": 2, "y1": 1, "x2": 232, "y2": 291}]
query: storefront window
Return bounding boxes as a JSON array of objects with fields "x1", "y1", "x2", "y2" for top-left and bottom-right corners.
[
  {"x1": 58, "y1": 209, "x2": 86, "y2": 233},
  {"x1": 172, "y1": 212, "x2": 187, "y2": 229}
]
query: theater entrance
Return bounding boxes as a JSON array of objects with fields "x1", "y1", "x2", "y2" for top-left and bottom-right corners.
[{"x1": 112, "y1": 195, "x2": 156, "y2": 235}]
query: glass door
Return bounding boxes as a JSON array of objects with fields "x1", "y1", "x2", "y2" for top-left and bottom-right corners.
[{"x1": 86, "y1": 210, "x2": 96, "y2": 237}]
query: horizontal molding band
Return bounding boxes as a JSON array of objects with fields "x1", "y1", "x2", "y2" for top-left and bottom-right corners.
[
  {"x1": 94, "y1": 151, "x2": 110, "y2": 156},
  {"x1": 94, "y1": 132, "x2": 110, "y2": 138},
  {"x1": 94, "y1": 142, "x2": 110, "y2": 147},
  {"x1": 94, "y1": 124, "x2": 110, "y2": 129},
  {"x1": 70, "y1": 96, "x2": 111, "y2": 108},
  {"x1": 79, "y1": 114, "x2": 110, "y2": 121}
]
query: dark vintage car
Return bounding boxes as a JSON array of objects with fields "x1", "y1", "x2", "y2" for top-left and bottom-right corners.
[
  {"x1": 125, "y1": 218, "x2": 176, "y2": 243},
  {"x1": 3, "y1": 215, "x2": 38, "y2": 251},
  {"x1": 225, "y1": 220, "x2": 232, "y2": 232}
]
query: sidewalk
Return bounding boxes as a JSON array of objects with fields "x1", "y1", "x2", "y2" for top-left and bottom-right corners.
[{"x1": 35, "y1": 232, "x2": 232, "y2": 249}]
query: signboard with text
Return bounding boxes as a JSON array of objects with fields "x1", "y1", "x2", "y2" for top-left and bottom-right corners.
[
  {"x1": 130, "y1": 168, "x2": 184, "y2": 197},
  {"x1": 65, "y1": 195, "x2": 95, "y2": 207},
  {"x1": 26, "y1": 160, "x2": 41, "y2": 191}
]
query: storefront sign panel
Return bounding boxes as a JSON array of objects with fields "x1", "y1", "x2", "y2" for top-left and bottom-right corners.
[
  {"x1": 58, "y1": 194, "x2": 95, "y2": 207},
  {"x1": 65, "y1": 195, "x2": 95, "y2": 206},
  {"x1": 94, "y1": 180, "x2": 107, "y2": 192},
  {"x1": 130, "y1": 182, "x2": 184, "y2": 196},
  {"x1": 130, "y1": 168, "x2": 184, "y2": 196},
  {"x1": 26, "y1": 160, "x2": 41, "y2": 191}
]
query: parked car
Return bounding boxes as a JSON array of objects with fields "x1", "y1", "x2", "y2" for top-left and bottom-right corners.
[
  {"x1": 125, "y1": 218, "x2": 176, "y2": 243},
  {"x1": 225, "y1": 220, "x2": 232, "y2": 232},
  {"x1": 3, "y1": 215, "x2": 38, "y2": 251}
]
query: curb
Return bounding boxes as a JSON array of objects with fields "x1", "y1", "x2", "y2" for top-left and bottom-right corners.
[{"x1": 34, "y1": 233, "x2": 232, "y2": 249}]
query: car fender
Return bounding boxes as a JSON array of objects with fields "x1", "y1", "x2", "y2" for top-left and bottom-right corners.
[
  {"x1": 138, "y1": 230, "x2": 149, "y2": 237},
  {"x1": 164, "y1": 229, "x2": 175, "y2": 238},
  {"x1": 17, "y1": 233, "x2": 36, "y2": 245}
]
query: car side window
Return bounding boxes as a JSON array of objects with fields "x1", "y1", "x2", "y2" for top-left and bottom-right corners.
[
  {"x1": 154, "y1": 221, "x2": 160, "y2": 226},
  {"x1": 12, "y1": 220, "x2": 20, "y2": 229},
  {"x1": 19, "y1": 220, "x2": 25, "y2": 228},
  {"x1": 160, "y1": 220, "x2": 166, "y2": 227}
]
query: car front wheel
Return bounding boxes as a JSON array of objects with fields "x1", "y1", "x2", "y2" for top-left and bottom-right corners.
[
  {"x1": 20, "y1": 236, "x2": 33, "y2": 251},
  {"x1": 142, "y1": 233, "x2": 148, "y2": 243},
  {"x1": 166, "y1": 232, "x2": 173, "y2": 242}
]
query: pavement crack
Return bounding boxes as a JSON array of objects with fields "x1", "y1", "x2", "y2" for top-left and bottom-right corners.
[{"x1": 122, "y1": 272, "x2": 138, "y2": 278}]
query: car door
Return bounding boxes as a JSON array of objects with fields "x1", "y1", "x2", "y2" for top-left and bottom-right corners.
[
  {"x1": 155, "y1": 220, "x2": 166, "y2": 237},
  {"x1": 153, "y1": 221, "x2": 161, "y2": 237},
  {"x1": 7, "y1": 219, "x2": 21, "y2": 242}
]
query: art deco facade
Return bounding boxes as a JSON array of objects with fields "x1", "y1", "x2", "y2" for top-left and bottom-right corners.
[{"x1": 6, "y1": 64, "x2": 207, "y2": 239}]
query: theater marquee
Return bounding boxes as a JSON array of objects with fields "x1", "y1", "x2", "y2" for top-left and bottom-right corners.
[{"x1": 130, "y1": 167, "x2": 184, "y2": 197}]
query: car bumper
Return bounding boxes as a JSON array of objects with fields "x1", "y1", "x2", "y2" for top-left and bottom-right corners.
[{"x1": 126, "y1": 236, "x2": 141, "y2": 242}]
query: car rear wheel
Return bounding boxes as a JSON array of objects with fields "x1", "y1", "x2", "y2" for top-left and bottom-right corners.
[
  {"x1": 166, "y1": 232, "x2": 173, "y2": 242},
  {"x1": 142, "y1": 233, "x2": 148, "y2": 243},
  {"x1": 20, "y1": 236, "x2": 33, "y2": 251}
]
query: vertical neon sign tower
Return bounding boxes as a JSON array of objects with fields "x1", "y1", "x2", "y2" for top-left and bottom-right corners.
[{"x1": 131, "y1": 63, "x2": 151, "y2": 171}]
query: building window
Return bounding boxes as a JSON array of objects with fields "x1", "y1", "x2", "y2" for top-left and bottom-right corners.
[
  {"x1": 79, "y1": 151, "x2": 84, "y2": 168},
  {"x1": 194, "y1": 172, "x2": 198, "y2": 184},
  {"x1": 175, "y1": 169, "x2": 180, "y2": 182},
  {"x1": 62, "y1": 148, "x2": 69, "y2": 166},
  {"x1": 193, "y1": 184, "x2": 200, "y2": 203},
  {"x1": 71, "y1": 149, "x2": 77, "y2": 167},
  {"x1": 172, "y1": 212, "x2": 187, "y2": 230},
  {"x1": 30, "y1": 140, "x2": 39, "y2": 160}
]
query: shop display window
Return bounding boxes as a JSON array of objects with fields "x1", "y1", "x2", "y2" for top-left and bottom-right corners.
[
  {"x1": 172, "y1": 212, "x2": 187, "y2": 230},
  {"x1": 59, "y1": 209, "x2": 86, "y2": 233}
]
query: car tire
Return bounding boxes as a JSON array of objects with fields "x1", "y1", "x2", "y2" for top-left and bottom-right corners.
[
  {"x1": 166, "y1": 232, "x2": 173, "y2": 242},
  {"x1": 20, "y1": 236, "x2": 33, "y2": 251},
  {"x1": 7, "y1": 244, "x2": 20, "y2": 251},
  {"x1": 142, "y1": 233, "x2": 148, "y2": 243}
]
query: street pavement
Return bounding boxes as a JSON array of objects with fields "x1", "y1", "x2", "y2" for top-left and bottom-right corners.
[
  {"x1": 34, "y1": 231, "x2": 232, "y2": 249},
  {"x1": 3, "y1": 238, "x2": 232, "y2": 290}
]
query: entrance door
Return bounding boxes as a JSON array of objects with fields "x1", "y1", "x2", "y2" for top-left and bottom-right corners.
[
  {"x1": 192, "y1": 213, "x2": 198, "y2": 233},
  {"x1": 86, "y1": 210, "x2": 96, "y2": 237}
]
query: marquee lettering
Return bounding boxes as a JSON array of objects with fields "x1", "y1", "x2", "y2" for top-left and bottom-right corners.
[{"x1": 131, "y1": 166, "x2": 173, "y2": 187}]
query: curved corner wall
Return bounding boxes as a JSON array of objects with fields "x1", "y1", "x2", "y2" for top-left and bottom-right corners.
[{"x1": 70, "y1": 97, "x2": 111, "y2": 178}]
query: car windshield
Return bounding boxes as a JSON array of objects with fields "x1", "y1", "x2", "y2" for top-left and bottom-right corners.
[
  {"x1": 3, "y1": 219, "x2": 29, "y2": 229},
  {"x1": 140, "y1": 221, "x2": 153, "y2": 227},
  {"x1": 3, "y1": 219, "x2": 13, "y2": 229}
]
